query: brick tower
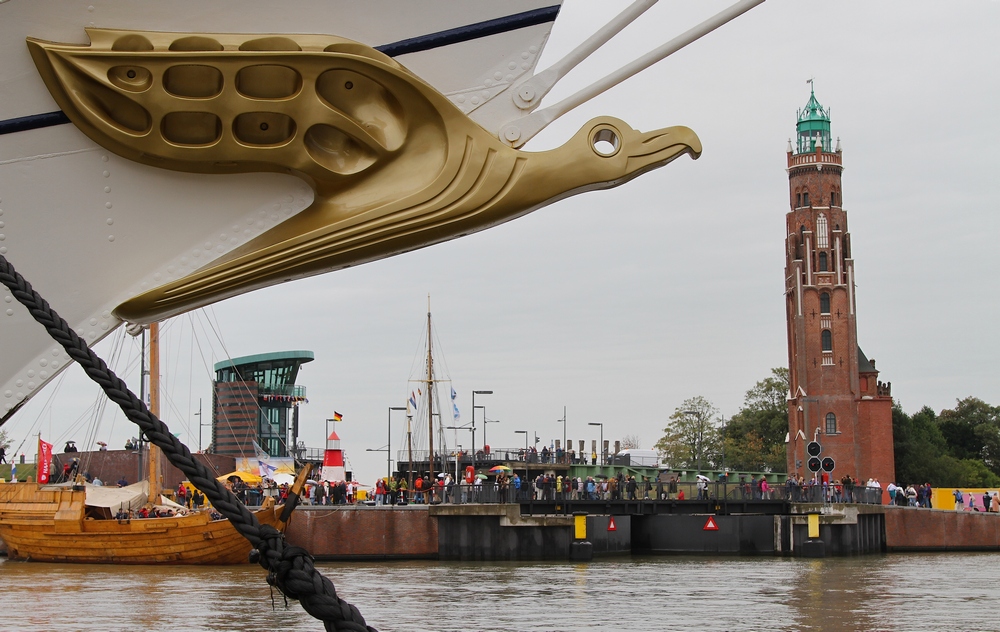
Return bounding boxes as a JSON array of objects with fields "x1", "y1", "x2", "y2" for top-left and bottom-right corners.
[{"x1": 784, "y1": 86, "x2": 894, "y2": 492}]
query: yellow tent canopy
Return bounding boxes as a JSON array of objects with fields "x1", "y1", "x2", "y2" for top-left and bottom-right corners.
[{"x1": 217, "y1": 470, "x2": 262, "y2": 484}]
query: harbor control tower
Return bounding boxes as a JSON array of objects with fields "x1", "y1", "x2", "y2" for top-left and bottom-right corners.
[{"x1": 211, "y1": 350, "x2": 314, "y2": 459}]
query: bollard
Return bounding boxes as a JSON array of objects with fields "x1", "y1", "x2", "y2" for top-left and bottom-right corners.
[{"x1": 569, "y1": 511, "x2": 593, "y2": 561}]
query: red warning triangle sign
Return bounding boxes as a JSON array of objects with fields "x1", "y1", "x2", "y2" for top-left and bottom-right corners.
[
  {"x1": 703, "y1": 516, "x2": 719, "y2": 531},
  {"x1": 607, "y1": 516, "x2": 617, "y2": 532}
]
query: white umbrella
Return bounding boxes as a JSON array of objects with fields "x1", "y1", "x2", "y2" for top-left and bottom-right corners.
[
  {"x1": 696, "y1": 474, "x2": 711, "y2": 482},
  {"x1": 271, "y1": 472, "x2": 295, "y2": 485}
]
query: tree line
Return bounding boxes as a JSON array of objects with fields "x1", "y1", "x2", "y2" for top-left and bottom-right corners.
[{"x1": 653, "y1": 367, "x2": 1000, "y2": 487}]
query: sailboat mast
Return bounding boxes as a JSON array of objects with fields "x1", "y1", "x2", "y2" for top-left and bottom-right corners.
[
  {"x1": 426, "y1": 299, "x2": 435, "y2": 484},
  {"x1": 406, "y1": 413, "x2": 414, "y2": 493},
  {"x1": 147, "y1": 322, "x2": 162, "y2": 502}
]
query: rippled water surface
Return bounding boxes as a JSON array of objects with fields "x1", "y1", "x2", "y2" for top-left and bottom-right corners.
[{"x1": 1, "y1": 553, "x2": 998, "y2": 631}]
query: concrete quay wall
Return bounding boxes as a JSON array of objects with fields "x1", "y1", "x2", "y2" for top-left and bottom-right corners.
[
  {"x1": 884, "y1": 505, "x2": 1000, "y2": 552},
  {"x1": 284, "y1": 505, "x2": 629, "y2": 561},
  {"x1": 6, "y1": 501, "x2": 1000, "y2": 560},
  {"x1": 285, "y1": 505, "x2": 438, "y2": 560}
]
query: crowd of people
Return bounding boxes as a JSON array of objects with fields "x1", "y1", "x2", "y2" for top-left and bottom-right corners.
[
  {"x1": 304, "y1": 479, "x2": 357, "y2": 505},
  {"x1": 784, "y1": 473, "x2": 882, "y2": 503},
  {"x1": 951, "y1": 488, "x2": 1000, "y2": 512}
]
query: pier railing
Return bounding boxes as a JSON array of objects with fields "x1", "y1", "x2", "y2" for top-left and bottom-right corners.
[{"x1": 368, "y1": 481, "x2": 884, "y2": 506}]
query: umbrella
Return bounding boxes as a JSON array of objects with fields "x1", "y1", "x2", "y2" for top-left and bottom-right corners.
[
  {"x1": 475, "y1": 474, "x2": 488, "y2": 480},
  {"x1": 437, "y1": 473, "x2": 448, "y2": 478},
  {"x1": 696, "y1": 474, "x2": 711, "y2": 482},
  {"x1": 217, "y1": 470, "x2": 262, "y2": 484},
  {"x1": 305, "y1": 479, "x2": 320, "y2": 485},
  {"x1": 95, "y1": 441, "x2": 107, "y2": 447},
  {"x1": 488, "y1": 465, "x2": 511, "y2": 473},
  {"x1": 270, "y1": 472, "x2": 295, "y2": 485}
]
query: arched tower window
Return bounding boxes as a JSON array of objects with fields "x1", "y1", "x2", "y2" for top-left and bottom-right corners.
[
  {"x1": 820, "y1": 292, "x2": 830, "y2": 314},
  {"x1": 819, "y1": 251, "x2": 828, "y2": 271},
  {"x1": 803, "y1": 191, "x2": 810, "y2": 207},
  {"x1": 816, "y1": 214, "x2": 829, "y2": 248},
  {"x1": 825, "y1": 412, "x2": 837, "y2": 434},
  {"x1": 821, "y1": 329, "x2": 832, "y2": 351}
]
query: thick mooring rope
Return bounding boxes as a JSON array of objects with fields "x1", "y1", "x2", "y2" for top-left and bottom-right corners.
[{"x1": 0, "y1": 254, "x2": 376, "y2": 632}]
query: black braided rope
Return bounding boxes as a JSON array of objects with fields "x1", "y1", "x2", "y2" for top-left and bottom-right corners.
[{"x1": 0, "y1": 254, "x2": 376, "y2": 632}]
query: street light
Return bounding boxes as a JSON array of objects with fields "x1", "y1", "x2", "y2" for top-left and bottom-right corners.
[
  {"x1": 194, "y1": 398, "x2": 207, "y2": 453},
  {"x1": 446, "y1": 424, "x2": 474, "y2": 470},
  {"x1": 483, "y1": 411, "x2": 500, "y2": 450},
  {"x1": 366, "y1": 445, "x2": 390, "y2": 483},
  {"x1": 515, "y1": 430, "x2": 528, "y2": 481},
  {"x1": 683, "y1": 409, "x2": 703, "y2": 475},
  {"x1": 474, "y1": 405, "x2": 485, "y2": 454},
  {"x1": 557, "y1": 406, "x2": 566, "y2": 461},
  {"x1": 386, "y1": 406, "x2": 406, "y2": 480},
  {"x1": 588, "y1": 422, "x2": 603, "y2": 465},
  {"x1": 472, "y1": 390, "x2": 493, "y2": 459}
]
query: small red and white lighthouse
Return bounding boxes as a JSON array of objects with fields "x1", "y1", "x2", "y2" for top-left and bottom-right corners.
[{"x1": 321, "y1": 429, "x2": 346, "y2": 482}]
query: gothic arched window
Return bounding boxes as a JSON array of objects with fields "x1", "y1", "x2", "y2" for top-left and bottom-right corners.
[
  {"x1": 821, "y1": 329, "x2": 832, "y2": 351},
  {"x1": 820, "y1": 292, "x2": 830, "y2": 314},
  {"x1": 825, "y1": 412, "x2": 837, "y2": 434},
  {"x1": 816, "y1": 214, "x2": 829, "y2": 248}
]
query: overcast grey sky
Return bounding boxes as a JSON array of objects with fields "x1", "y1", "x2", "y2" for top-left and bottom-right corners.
[{"x1": 7, "y1": 0, "x2": 999, "y2": 485}]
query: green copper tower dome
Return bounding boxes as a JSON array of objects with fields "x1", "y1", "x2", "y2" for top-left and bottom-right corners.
[{"x1": 795, "y1": 83, "x2": 831, "y2": 154}]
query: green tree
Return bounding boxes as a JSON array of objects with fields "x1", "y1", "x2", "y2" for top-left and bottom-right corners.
[
  {"x1": 722, "y1": 368, "x2": 789, "y2": 473},
  {"x1": 654, "y1": 396, "x2": 722, "y2": 472},
  {"x1": 893, "y1": 403, "x2": 1000, "y2": 487},
  {"x1": 619, "y1": 434, "x2": 641, "y2": 450},
  {"x1": 937, "y1": 397, "x2": 1000, "y2": 475}
]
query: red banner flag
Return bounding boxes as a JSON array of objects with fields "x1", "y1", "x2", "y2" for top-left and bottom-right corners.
[{"x1": 37, "y1": 438, "x2": 53, "y2": 484}]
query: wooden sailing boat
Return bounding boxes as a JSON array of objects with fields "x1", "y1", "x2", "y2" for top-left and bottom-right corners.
[{"x1": 0, "y1": 322, "x2": 309, "y2": 564}]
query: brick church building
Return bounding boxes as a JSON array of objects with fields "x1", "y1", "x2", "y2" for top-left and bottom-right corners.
[{"x1": 783, "y1": 87, "x2": 894, "y2": 490}]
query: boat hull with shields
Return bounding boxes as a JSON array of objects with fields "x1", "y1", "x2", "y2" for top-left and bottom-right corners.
[{"x1": 0, "y1": 482, "x2": 288, "y2": 564}]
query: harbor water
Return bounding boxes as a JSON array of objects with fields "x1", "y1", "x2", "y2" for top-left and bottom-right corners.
[{"x1": 1, "y1": 553, "x2": 997, "y2": 631}]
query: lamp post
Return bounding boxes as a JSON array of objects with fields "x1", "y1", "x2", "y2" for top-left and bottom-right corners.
[
  {"x1": 557, "y1": 406, "x2": 566, "y2": 462},
  {"x1": 473, "y1": 405, "x2": 485, "y2": 458},
  {"x1": 194, "y1": 398, "x2": 206, "y2": 453},
  {"x1": 483, "y1": 412, "x2": 500, "y2": 452},
  {"x1": 446, "y1": 425, "x2": 474, "y2": 471},
  {"x1": 471, "y1": 390, "x2": 493, "y2": 460},
  {"x1": 366, "y1": 445, "x2": 390, "y2": 483},
  {"x1": 683, "y1": 409, "x2": 703, "y2": 475},
  {"x1": 515, "y1": 430, "x2": 528, "y2": 481},
  {"x1": 588, "y1": 422, "x2": 603, "y2": 465},
  {"x1": 386, "y1": 406, "x2": 406, "y2": 479}
]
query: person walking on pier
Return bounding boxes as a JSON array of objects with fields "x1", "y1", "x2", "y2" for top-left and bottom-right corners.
[{"x1": 952, "y1": 488, "x2": 963, "y2": 511}]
